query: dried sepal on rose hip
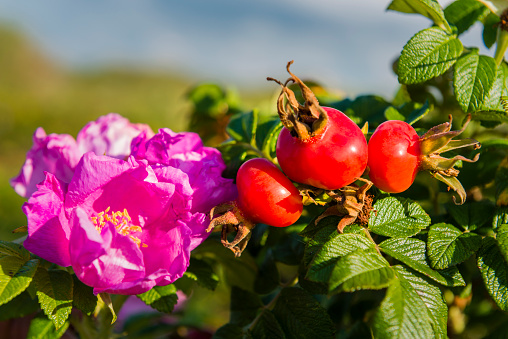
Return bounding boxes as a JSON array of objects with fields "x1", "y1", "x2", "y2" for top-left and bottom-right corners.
[
  {"x1": 367, "y1": 114, "x2": 480, "y2": 204},
  {"x1": 207, "y1": 158, "x2": 303, "y2": 257},
  {"x1": 313, "y1": 178, "x2": 374, "y2": 233},
  {"x1": 267, "y1": 61, "x2": 368, "y2": 190}
]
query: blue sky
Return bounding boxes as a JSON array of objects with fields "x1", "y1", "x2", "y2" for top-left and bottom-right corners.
[{"x1": 0, "y1": 0, "x2": 492, "y2": 97}]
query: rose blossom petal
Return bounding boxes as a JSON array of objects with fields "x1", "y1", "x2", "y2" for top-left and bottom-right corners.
[
  {"x1": 131, "y1": 128, "x2": 202, "y2": 164},
  {"x1": 70, "y1": 208, "x2": 146, "y2": 294},
  {"x1": 11, "y1": 127, "x2": 81, "y2": 198},
  {"x1": 76, "y1": 113, "x2": 154, "y2": 159},
  {"x1": 23, "y1": 173, "x2": 71, "y2": 267}
]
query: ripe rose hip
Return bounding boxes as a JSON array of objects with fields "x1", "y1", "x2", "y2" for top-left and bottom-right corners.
[
  {"x1": 207, "y1": 157, "x2": 303, "y2": 256},
  {"x1": 367, "y1": 115, "x2": 480, "y2": 204},
  {"x1": 269, "y1": 61, "x2": 368, "y2": 190}
]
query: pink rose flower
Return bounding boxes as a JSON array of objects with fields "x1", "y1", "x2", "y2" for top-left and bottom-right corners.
[
  {"x1": 23, "y1": 153, "x2": 205, "y2": 295},
  {"x1": 11, "y1": 113, "x2": 153, "y2": 198}
]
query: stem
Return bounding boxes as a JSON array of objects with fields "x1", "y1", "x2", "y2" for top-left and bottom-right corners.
[
  {"x1": 495, "y1": 27, "x2": 508, "y2": 66},
  {"x1": 363, "y1": 227, "x2": 382, "y2": 256}
]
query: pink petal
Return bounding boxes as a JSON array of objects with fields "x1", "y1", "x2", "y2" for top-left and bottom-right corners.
[
  {"x1": 23, "y1": 173, "x2": 71, "y2": 267},
  {"x1": 76, "y1": 113, "x2": 154, "y2": 159},
  {"x1": 70, "y1": 208, "x2": 145, "y2": 294},
  {"x1": 11, "y1": 127, "x2": 81, "y2": 198}
]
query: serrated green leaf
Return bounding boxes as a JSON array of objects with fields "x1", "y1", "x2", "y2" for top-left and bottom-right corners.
[
  {"x1": 0, "y1": 291, "x2": 39, "y2": 321},
  {"x1": 328, "y1": 249, "x2": 394, "y2": 293},
  {"x1": 379, "y1": 237, "x2": 465, "y2": 286},
  {"x1": 387, "y1": 0, "x2": 451, "y2": 32},
  {"x1": 35, "y1": 269, "x2": 73, "y2": 330},
  {"x1": 454, "y1": 53, "x2": 499, "y2": 113},
  {"x1": 496, "y1": 224, "x2": 508, "y2": 263},
  {"x1": 272, "y1": 287, "x2": 335, "y2": 338},
  {"x1": 427, "y1": 223, "x2": 482, "y2": 269},
  {"x1": 250, "y1": 310, "x2": 286, "y2": 339},
  {"x1": 372, "y1": 265, "x2": 447, "y2": 339},
  {"x1": 446, "y1": 199, "x2": 496, "y2": 231},
  {"x1": 368, "y1": 197, "x2": 431, "y2": 237},
  {"x1": 183, "y1": 258, "x2": 219, "y2": 291},
  {"x1": 444, "y1": 0, "x2": 490, "y2": 35},
  {"x1": 477, "y1": 237, "x2": 508, "y2": 311},
  {"x1": 226, "y1": 110, "x2": 258, "y2": 145},
  {"x1": 372, "y1": 268, "x2": 433, "y2": 338},
  {"x1": 72, "y1": 275, "x2": 97, "y2": 316},
  {"x1": 230, "y1": 286, "x2": 263, "y2": 327},
  {"x1": 0, "y1": 256, "x2": 39, "y2": 306},
  {"x1": 0, "y1": 241, "x2": 31, "y2": 261},
  {"x1": 306, "y1": 233, "x2": 374, "y2": 284},
  {"x1": 398, "y1": 27, "x2": 462, "y2": 84},
  {"x1": 137, "y1": 284, "x2": 178, "y2": 314},
  {"x1": 27, "y1": 313, "x2": 69, "y2": 339},
  {"x1": 493, "y1": 207, "x2": 508, "y2": 229}
]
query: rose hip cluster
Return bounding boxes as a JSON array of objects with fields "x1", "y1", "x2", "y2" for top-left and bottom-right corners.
[{"x1": 209, "y1": 61, "x2": 480, "y2": 256}]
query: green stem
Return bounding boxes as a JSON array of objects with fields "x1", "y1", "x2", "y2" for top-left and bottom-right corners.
[
  {"x1": 494, "y1": 28, "x2": 508, "y2": 66},
  {"x1": 363, "y1": 227, "x2": 382, "y2": 256}
]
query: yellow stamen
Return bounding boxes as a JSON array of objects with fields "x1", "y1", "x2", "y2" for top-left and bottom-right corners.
[{"x1": 90, "y1": 207, "x2": 147, "y2": 248}]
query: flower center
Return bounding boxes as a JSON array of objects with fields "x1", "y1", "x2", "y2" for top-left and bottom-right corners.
[{"x1": 91, "y1": 207, "x2": 147, "y2": 247}]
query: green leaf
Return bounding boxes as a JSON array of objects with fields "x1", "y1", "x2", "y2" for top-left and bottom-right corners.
[
  {"x1": 446, "y1": 199, "x2": 496, "y2": 231},
  {"x1": 387, "y1": 0, "x2": 451, "y2": 32},
  {"x1": 137, "y1": 284, "x2": 178, "y2": 314},
  {"x1": 493, "y1": 207, "x2": 508, "y2": 229},
  {"x1": 404, "y1": 100, "x2": 432, "y2": 125},
  {"x1": 496, "y1": 224, "x2": 508, "y2": 263},
  {"x1": 477, "y1": 237, "x2": 508, "y2": 311},
  {"x1": 72, "y1": 275, "x2": 97, "y2": 316},
  {"x1": 372, "y1": 265, "x2": 447, "y2": 339},
  {"x1": 306, "y1": 232, "x2": 374, "y2": 284},
  {"x1": 230, "y1": 286, "x2": 263, "y2": 327},
  {"x1": 35, "y1": 269, "x2": 73, "y2": 330},
  {"x1": 254, "y1": 251, "x2": 280, "y2": 294},
  {"x1": 214, "y1": 323, "x2": 248, "y2": 339},
  {"x1": 0, "y1": 241, "x2": 31, "y2": 260},
  {"x1": 27, "y1": 313, "x2": 69, "y2": 339},
  {"x1": 384, "y1": 106, "x2": 406, "y2": 121},
  {"x1": 0, "y1": 256, "x2": 39, "y2": 306},
  {"x1": 427, "y1": 223, "x2": 482, "y2": 269},
  {"x1": 454, "y1": 53, "x2": 499, "y2": 113},
  {"x1": 398, "y1": 27, "x2": 462, "y2": 84},
  {"x1": 444, "y1": 0, "x2": 490, "y2": 35},
  {"x1": 183, "y1": 258, "x2": 219, "y2": 291},
  {"x1": 258, "y1": 118, "x2": 283, "y2": 160},
  {"x1": 191, "y1": 240, "x2": 257, "y2": 291},
  {"x1": 483, "y1": 13, "x2": 500, "y2": 49},
  {"x1": 250, "y1": 310, "x2": 286, "y2": 339},
  {"x1": 496, "y1": 156, "x2": 508, "y2": 205},
  {"x1": 272, "y1": 287, "x2": 335, "y2": 338},
  {"x1": 328, "y1": 249, "x2": 395, "y2": 293},
  {"x1": 330, "y1": 95, "x2": 390, "y2": 128},
  {"x1": 226, "y1": 110, "x2": 258, "y2": 145},
  {"x1": 368, "y1": 197, "x2": 431, "y2": 237},
  {"x1": 379, "y1": 237, "x2": 465, "y2": 286},
  {"x1": 0, "y1": 291, "x2": 39, "y2": 321}
]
